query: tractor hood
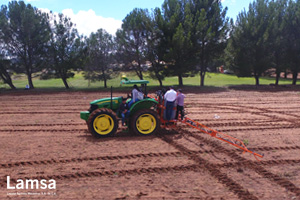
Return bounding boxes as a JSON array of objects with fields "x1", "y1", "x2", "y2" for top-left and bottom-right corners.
[
  {"x1": 90, "y1": 97, "x2": 121, "y2": 105},
  {"x1": 90, "y1": 97, "x2": 122, "y2": 111}
]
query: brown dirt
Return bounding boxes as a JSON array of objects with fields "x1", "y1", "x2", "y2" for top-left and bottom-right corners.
[{"x1": 0, "y1": 89, "x2": 300, "y2": 199}]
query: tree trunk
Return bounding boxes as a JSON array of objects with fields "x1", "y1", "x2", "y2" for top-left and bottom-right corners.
[
  {"x1": 27, "y1": 73, "x2": 34, "y2": 89},
  {"x1": 158, "y1": 78, "x2": 163, "y2": 87},
  {"x1": 139, "y1": 70, "x2": 143, "y2": 80},
  {"x1": 284, "y1": 70, "x2": 287, "y2": 79},
  {"x1": 7, "y1": 81, "x2": 16, "y2": 89},
  {"x1": 292, "y1": 71, "x2": 297, "y2": 85},
  {"x1": 255, "y1": 75, "x2": 260, "y2": 86},
  {"x1": 104, "y1": 79, "x2": 107, "y2": 88},
  {"x1": 5, "y1": 75, "x2": 16, "y2": 89},
  {"x1": 152, "y1": 62, "x2": 163, "y2": 87},
  {"x1": 200, "y1": 57, "x2": 206, "y2": 87},
  {"x1": 0, "y1": 75, "x2": 16, "y2": 89},
  {"x1": 0, "y1": 70, "x2": 16, "y2": 90},
  {"x1": 62, "y1": 77, "x2": 69, "y2": 89},
  {"x1": 135, "y1": 66, "x2": 143, "y2": 80},
  {"x1": 59, "y1": 68, "x2": 70, "y2": 89},
  {"x1": 200, "y1": 71, "x2": 205, "y2": 87},
  {"x1": 26, "y1": 58, "x2": 34, "y2": 89},
  {"x1": 275, "y1": 72, "x2": 280, "y2": 85},
  {"x1": 178, "y1": 74, "x2": 183, "y2": 86},
  {"x1": 137, "y1": 62, "x2": 143, "y2": 80},
  {"x1": 102, "y1": 68, "x2": 107, "y2": 88},
  {"x1": 25, "y1": 64, "x2": 34, "y2": 89}
]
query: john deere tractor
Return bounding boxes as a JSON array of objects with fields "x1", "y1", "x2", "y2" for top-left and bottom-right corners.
[{"x1": 80, "y1": 78, "x2": 160, "y2": 138}]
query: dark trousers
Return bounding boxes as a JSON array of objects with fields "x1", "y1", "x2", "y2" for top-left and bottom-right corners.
[
  {"x1": 175, "y1": 105, "x2": 184, "y2": 120},
  {"x1": 166, "y1": 101, "x2": 175, "y2": 120},
  {"x1": 128, "y1": 98, "x2": 139, "y2": 108},
  {"x1": 121, "y1": 111, "x2": 130, "y2": 125}
]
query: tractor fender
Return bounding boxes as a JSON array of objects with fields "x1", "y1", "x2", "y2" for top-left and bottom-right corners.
[{"x1": 129, "y1": 98, "x2": 158, "y2": 116}]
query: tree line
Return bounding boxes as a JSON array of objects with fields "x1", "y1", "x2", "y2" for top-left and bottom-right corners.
[{"x1": 0, "y1": 0, "x2": 299, "y2": 90}]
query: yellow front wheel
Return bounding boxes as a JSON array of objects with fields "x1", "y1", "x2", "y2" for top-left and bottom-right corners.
[
  {"x1": 131, "y1": 109, "x2": 159, "y2": 136},
  {"x1": 88, "y1": 108, "x2": 118, "y2": 137},
  {"x1": 93, "y1": 114, "x2": 114, "y2": 135}
]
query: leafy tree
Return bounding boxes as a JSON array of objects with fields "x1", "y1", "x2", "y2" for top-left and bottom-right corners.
[
  {"x1": 226, "y1": 0, "x2": 272, "y2": 85},
  {"x1": 284, "y1": 0, "x2": 300, "y2": 85},
  {"x1": 159, "y1": 0, "x2": 228, "y2": 86},
  {"x1": 160, "y1": 0, "x2": 194, "y2": 86},
  {"x1": 145, "y1": 8, "x2": 167, "y2": 87},
  {"x1": 49, "y1": 13, "x2": 84, "y2": 89},
  {"x1": 189, "y1": 0, "x2": 229, "y2": 86},
  {"x1": 0, "y1": 10, "x2": 15, "y2": 89},
  {"x1": 268, "y1": 0, "x2": 288, "y2": 85},
  {"x1": 0, "y1": 1, "x2": 51, "y2": 89},
  {"x1": 84, "y1": 29, "x2": 116, "y2": 88},
  {"x1": 115, "y1": 8, "x2": 151, "y2": 80}
]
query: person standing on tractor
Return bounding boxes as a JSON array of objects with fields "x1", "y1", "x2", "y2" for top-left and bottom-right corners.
[
  {"x1": 164, "y1": 86, "x2": 177, "y2": 120},
  {"x1": 128, "y1": 84, "x2": 143, "y2": 107},
  {"x1": 119, "y1": 98, "x2": 130, "y2": 126},
  {"x1": 175, "y1": 89, "x2": 185, "y2": 120}
]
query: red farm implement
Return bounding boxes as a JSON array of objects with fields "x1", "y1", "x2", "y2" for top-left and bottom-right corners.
[{"x1": 155, "y1": 90, "x2": 264, "y2": 161}]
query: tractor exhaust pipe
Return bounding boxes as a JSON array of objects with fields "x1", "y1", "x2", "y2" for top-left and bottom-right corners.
[{"x1": 110, "y1": 86, "x2": 113, "y2": 109}]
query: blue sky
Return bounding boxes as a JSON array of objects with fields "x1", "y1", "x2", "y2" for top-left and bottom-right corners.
[{"x1": 1, "y1": 0, "x2": 253, "y2": 35}]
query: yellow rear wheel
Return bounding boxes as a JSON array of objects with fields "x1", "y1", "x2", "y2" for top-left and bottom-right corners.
[
  {"x1": 136, "y1": 114, "x2": 157, "y2": 134},
  {"x1": 131, "y1": 109, "x2": 159, "y2": 135}
]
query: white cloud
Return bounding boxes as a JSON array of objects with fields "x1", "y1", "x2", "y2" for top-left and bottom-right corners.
[
  {"x1": 62, "y1": 9, "x2": 122, "y2": 36},
  {"x1": 39, "y1": 8, "x2": 122, "y2": 36},
  {"x1": 221, "y1": 0, "x2": 236, "y2": 4},
  {"x1": 39, "y1": 7, "x2": 51, "y2": 13}
]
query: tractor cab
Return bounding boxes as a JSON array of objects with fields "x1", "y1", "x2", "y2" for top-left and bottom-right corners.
[
  {"x1": 120, "y1": 75, "x2": 149, "y2": 98},
  {"x1": 119, "y1": 75, "x2": 158, "y2": 116}
]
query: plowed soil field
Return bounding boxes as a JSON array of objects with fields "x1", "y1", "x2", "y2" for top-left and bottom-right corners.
[{"x1": 1, "y1": 88, "x2": 300, "y2": 199}]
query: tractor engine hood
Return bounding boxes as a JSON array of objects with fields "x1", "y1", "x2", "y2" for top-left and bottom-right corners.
[
  {"x1": 90, "y1": 97, "x2": 122, "y2": 111},
  {"x1": 90, "y1": 97, "x2": 121, "y2": 106}
]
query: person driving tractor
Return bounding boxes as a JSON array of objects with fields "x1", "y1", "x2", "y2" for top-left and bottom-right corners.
[{"x1": 119, "y1": 98, "x2": 129, "y2": 126}]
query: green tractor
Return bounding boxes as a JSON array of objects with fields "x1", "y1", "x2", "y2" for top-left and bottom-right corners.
[{"x1": 80, "y1": 78, "x2": 160, "y2": 137}]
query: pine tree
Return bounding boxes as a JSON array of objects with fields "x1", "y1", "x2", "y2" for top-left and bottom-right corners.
[
  {"x1": 189, "y1": 0, "x2": 228, "y2": 86},
  {"x1": 84, "y1": 29, "x2": 115, "y2": 88},
  {"x1": 284, "y1": 0, "x2": 300, "y2": 85},
  {"x1": 0, "y1": 1, "x2": 51, "y2": 89},
  {"x1": 49, "y1": 13, "x2": 84, "y2": 89},
  {"x1": 115, "y1": 8, "x2": 151, "y2": 80},
  {"x1": 226, "y1": 0, "x2": 272, "y2": 85}
]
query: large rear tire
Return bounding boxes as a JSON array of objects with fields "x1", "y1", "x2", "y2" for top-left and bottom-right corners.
[
  {"x1": 87, "y1": 108, "x2": 118, "y2": 138},
  {"x1": 130, "y1": 109, "x2": 160, "y2": 136}
]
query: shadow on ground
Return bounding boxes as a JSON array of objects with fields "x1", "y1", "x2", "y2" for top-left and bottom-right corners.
[
  {"x1": 78, "y1": 128, "x2": 181, "y2": 143},
  {"x1": 228, "y1": 84, "x2": 300, "y2": 92}
]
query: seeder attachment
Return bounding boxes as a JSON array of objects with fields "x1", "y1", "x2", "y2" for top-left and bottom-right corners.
[{"x1": 181, "y1": 117, "x2": 264, "y2": 160}]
